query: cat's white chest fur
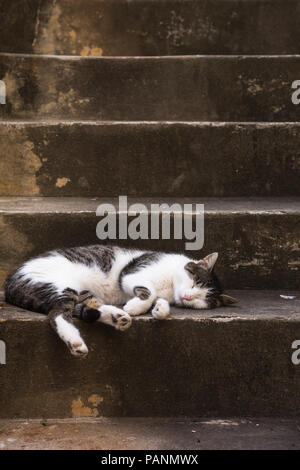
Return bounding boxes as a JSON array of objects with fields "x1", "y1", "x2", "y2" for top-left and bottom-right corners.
[{"x1": 153, "y1": 278, "x2": 174, "y2": 302}]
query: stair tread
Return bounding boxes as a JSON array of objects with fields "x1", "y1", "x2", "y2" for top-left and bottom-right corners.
[
  {"x1": 1, "y1": 290, "x2": 299, "y2": 322},
  {"x1": 2, "y1": 119, "x2": 300, "y2": 124},
  {"x1": 3, "y1": 52, "x2": 300, "y2": 59},
  {"x1": 0, "y1": 417, "x2": 299, "y2": 450}
]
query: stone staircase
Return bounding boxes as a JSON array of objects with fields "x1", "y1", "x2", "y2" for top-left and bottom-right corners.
[{"x1": 0, "y1": 0, "x2": 299, "y2": 428}]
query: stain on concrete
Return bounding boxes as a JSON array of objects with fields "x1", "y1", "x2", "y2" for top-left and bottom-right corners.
[
  {"x1": 231, "y1": 258, "x2": 262, "y2": 269},
  {"x1": 34, "y1": 3, "x2": 63, "y2": 54},
  {"x1": 71, "y1": 397, "x2": 99, "y2": 418},
  {"x1": 88, "y1": 394, "x2": 103, "y2": 407},
  {"x1": 165, "y1": 10, "x2": 218, "y2": 48},
  {"x1": 80, "y1": 46, "x2": 103, "y2": 56},
  {"x1": 0, "y1": 216, "x2": 33, "y2": 286},
  {"x1": 0, "y1": 127, "x2": 42, "y2": 196},
  {"x1": 55, "y1": 177, "x2": 70, "y2": 188},
  {"x1": 39, "y1": 88, "x2": 90, "y2": 116},
  {"x1": 78, "y1": 176, "x2": 90, "y2": 189},
  {"x1": 245, "y1": 79, "x2": 263, "y2": 95},
  {"x1": 69, "y1": 30, "x2": 76, "y2": 41},
  {"x1": 32, "y1": 2, "x2": 105, "y2": 56}
]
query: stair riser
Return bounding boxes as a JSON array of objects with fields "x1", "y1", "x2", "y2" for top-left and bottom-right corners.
[
  {"x1": 1, "y1": 315, "x2": 300, "y2": 418},
  {"x1": 2, "y1": 0, "x2": 300, "y2": 56},
  {"x1": 0, "y1": 210, "x2": 299, "y2": 289},
  {"x1": 1, "y1": 122, "x2": 300, "y2": 197},
  {"x1": 1, "y1": 55, "x2": 300, "y2": 120}
]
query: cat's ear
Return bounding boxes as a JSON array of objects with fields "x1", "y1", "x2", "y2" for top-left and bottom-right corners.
[
  {"x1": 219, "y1": 294, "x2": 239, "y2": 306},
  {"x1": 184, "y1": 262, "x2": 198, "y2": 275},
  {"x1": 198, "y1": 252, "x2": 218, "y2": 272}
]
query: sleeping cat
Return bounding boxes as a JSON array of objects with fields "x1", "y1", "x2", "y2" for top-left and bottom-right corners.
[{"x1": 4, "y1": 244, "x2": 237, "y2": 357}]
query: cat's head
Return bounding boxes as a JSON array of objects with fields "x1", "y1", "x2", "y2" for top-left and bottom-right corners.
[{"x1": 174, "y1": 252, "x2": 238, "y2": 309}]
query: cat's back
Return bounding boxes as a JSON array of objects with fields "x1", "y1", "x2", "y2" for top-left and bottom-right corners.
[
  {"x1": 8, "y1": 244, "x2": 143, "y2": 283},
  {"x1": 4, "y1": 244, "x2": 145, "y2": 310}
]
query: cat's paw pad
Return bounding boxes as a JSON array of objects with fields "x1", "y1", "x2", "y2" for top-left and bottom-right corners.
[
  {"x1": 67, "y1": 341, "x2": 88, "y2": 357},
  {"x1": 152, "y1": 299, "x2": 170, "y2": 320},
  {"x1": 99, "y1": 305, "x2": 132, "y2": 331},
  {"x1": 112, "y1": 311, "x2": 132, "y2": 331},
  {"x1": 123, "y1": 298, "x2": 145, "y2": 316}
]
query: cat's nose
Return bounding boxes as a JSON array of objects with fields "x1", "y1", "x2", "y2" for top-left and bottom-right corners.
[{"x1": 183, "y1": 294, "x2": 192, "y2": 301}]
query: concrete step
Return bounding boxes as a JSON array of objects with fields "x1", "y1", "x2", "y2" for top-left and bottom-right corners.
[
  {"x1": 1, "y1": 121, "x2": 300, "y2": 198},
  {"x1": 2, "y1": 0, "x2": 300, "y2": 56},
  {"x1": 0, "y1": 290, "x2": 300, "y2": 419},
  {"x1": 0, "y1": 417, "x2": 300, "y2": 450},
  {"x1": 0, "y1": 197, "x2": 299, "y2": 290},
  {"x1": 1, "y1": 54, "x2": 300, "y2": 121}
]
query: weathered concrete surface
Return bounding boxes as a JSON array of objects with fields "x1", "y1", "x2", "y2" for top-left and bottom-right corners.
[
  {"x1": 0, "y1": 291, "x2": 300, "y2": 419},
  {"x1": 0, "y1": 122, "x2": 300, "y2": 198},
  {"x1": 2, "y1": 0, "x2": 300, "y2": 56},
  {"x1": 0, "y1": 197, "x2": 299, "y2": 289},
  {"x1": 0, "y1": 418, "x2": 300, "y2": 450},
  {"x1": 1, "y1": 54, "x2": 300, "y2": 121}
]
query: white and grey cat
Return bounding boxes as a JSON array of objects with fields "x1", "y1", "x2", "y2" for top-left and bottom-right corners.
[{"x1": 4, "y1": 244, "x2": 237, "y2": 357}]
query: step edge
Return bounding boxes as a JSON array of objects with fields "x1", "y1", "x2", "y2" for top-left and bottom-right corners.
[
  {"x1": 2, "y1": 52, "x2": 300, "y2": 60},
  {"x1": 0, "y1": 197, "x2": 299, "y2": 215},
  {"x1": 2, "y1": 120, "x2": 300, "y2": 126}
]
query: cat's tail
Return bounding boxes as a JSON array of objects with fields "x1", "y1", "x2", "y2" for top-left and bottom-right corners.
[{"x1": 4, "y1": 270, "x2": 57, "y2": 314}]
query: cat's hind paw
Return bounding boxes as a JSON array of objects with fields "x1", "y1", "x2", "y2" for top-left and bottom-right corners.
[
  {"x1": 54, "y1": 313, "x2": 89, "y2": 357},
  {"x1": 152, "y1": 298, "x2": 170, "y2": 320},
  {"x1": 67, "y1": 340, "x2": 89, "y2": 357}
]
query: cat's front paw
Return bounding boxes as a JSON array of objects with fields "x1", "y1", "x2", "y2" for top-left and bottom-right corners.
[
  {"x1": 67, "y1": 340, "x2": 89, "y2": 357},
  {"x1": 113, "y1": 311, "x2": 132, "y2": 331},
  {"x1": 123, "y1": 298, "x2": 148, "y2": 316},
  {"x1": 152, "y1": 298, "x2": 170, "y2": 320},
  {"x1": 99, "y1": 305, "x2": 132, "y2": 331}
]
